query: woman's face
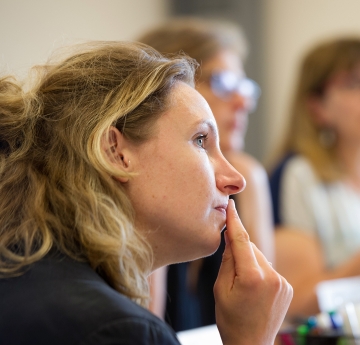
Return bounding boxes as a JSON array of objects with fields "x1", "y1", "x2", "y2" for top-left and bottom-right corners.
[
  {"x1": 316, "y1": 65, "x2": 360, "y2": 145},
  {"x1": 124, "y1": 82, "x2": 245, "y2": 269},
  {"x1": 196, "y1": 50, "x2": 253, "y2": 153}
]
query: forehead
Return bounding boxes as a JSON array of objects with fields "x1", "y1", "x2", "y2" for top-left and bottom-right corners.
[
  {"x1": 201, "y1": 49, "x2": 244, "y2": 75},
  {"x1": 345, "y1": 63, "x2": 360, "y2": 77},
  {"x1": 155, "y1": 82, "x2": 218, "y2": 135},
  {"x1": 328, "y1": 64, "x2": 360, "y2": 85},
  {"x1": 329, "y1": 62, "x2": 360, "y2": 79}
]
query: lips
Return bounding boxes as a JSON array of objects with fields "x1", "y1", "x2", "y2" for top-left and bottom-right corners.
[{"x1": 215, "y1": 204, "x2": 228, "y2": 216}]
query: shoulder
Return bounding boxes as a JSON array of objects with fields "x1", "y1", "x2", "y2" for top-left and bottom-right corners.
[
  {"x1": 75, "y1": 277, "x2": 180, "y2": 345},
  {"x1": 282, "y1": 155, "x2": 318, "y2": 184},
  {"x1": 0, "y1": 254, "x2": 180, "y2": 345},
  {"x1": 55, "y1": 257, "x2": 179, "y2": 344},
  {"x1": 270, "y1": 153, "x2": 316, "y2": 226},
  {"x1": 270, "y1": 153, "x2": 317, "y2": 185},
  {"x1": 80, "y1": 315, "x2": 180, "y2": 345}
]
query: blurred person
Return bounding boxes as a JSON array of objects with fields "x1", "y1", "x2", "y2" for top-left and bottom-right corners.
[
  {"x1": 0, "y1": 40, "x2": 292, "y2": 345},
  {"x1": 269, "y1": 37, "x2": 360, "y2": 318},
  {"x1": 138, "y1": 17, "x2": 275, "y2": 330}
]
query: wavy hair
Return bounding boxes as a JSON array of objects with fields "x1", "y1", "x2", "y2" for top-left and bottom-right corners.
[
  {"x1": 271, "y1": 37, "x2": 360, "y2": 181},
  {"x1": 0, "y1": 41, "x2": 196, "y2": 306}
]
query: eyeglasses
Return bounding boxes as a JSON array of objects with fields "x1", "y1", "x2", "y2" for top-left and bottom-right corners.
[{"x1": 205, "y1": 71, "x2": 261, "y2": 112}]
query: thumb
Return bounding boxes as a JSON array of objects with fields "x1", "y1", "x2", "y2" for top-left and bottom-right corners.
[{"x1": 215, "y1": 231, "x2": 235, "y2": 292}]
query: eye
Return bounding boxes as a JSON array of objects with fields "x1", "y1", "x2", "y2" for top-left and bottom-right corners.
[{"x1": 195, "y1": 134, "x2": 208, "y2": 148}]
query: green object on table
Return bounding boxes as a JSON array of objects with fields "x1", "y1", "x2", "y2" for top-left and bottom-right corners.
[{"x1": 297, "y1": 325, "x2": 309, "y2": 345}]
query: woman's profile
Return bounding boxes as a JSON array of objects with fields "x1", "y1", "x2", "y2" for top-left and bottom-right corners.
[
  {"x1": 138, "y1": 17, "x2": 274, "y2": 329},
  {"x1": 0, "y1": 41, "x2": 292, "y2": 344}
]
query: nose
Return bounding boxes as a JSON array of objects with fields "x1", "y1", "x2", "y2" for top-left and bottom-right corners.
[
  {"x1": 215, "y1": 154, "x2": 246, "y2": 196},
  {"x1": 231, "y1": 91, "x2": 249, "y2": 111}
]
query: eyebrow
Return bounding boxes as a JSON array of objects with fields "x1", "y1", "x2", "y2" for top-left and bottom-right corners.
[{"x1": 194, "y1": 119, "x2": 218, "y2": 138}]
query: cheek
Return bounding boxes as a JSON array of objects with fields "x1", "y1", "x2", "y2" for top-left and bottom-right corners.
[
  {"x1": 330, "y1": 97, "x2": 360, "y2": 129},
  {"x1": 154, "y1": 151, "x2": 214, "y2": 200},
  {"x1": 175, "y1": 157, "x2": 216, "y2": 213}
]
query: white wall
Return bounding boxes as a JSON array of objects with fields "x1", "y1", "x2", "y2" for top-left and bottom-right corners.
[
  {"x1": 263, "y1": 0, "x2": 360, "y2": 158},
  {"x1": 0, "y1": 0, "x2": 168, "y2": 76}
]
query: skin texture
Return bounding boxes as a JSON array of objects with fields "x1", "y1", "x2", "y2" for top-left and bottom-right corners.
[
  {"x1": 214, "y1": 200, "x2": 293, "y2": 345},
  {"x1": 196, "y1": 49, "x2": 275, "y2": 261},
  {"x1": 276, "y1": 67, "x2": 360, "y2": 318},
  {"x1": 149, "y1": 50, "x2": 274, "y2": 319},
  {"x1": 148, "y1": 267, "x2": 167, "y2": 319},
  {"x1": 149, "y1": 49, "x2": 275, "y2": 319},
  {"x1": 106, "y1": 82, "x2": 245, "y2": 268},
  {"x1": 103, "y1": 82, "x2": 293, "y2": 344}
]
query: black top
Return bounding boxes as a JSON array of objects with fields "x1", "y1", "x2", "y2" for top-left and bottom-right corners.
[
  {"x1": 269, "y1": 152, "x2": 295, "y2": 226},
  {"x1": 0, "y1": 252, "x2": 180, "y2": 345}
]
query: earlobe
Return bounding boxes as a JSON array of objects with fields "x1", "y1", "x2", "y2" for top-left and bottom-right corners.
[{"x1": 101, "y1": 126, "x2": 132, "y2": 183}]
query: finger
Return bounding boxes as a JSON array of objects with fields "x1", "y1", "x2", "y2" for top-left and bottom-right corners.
[
  {"x1": 251, "y1": 243, "x2": 274, "y2": 271},
  {"x1": 215, "y1": 230, "x2": 236, "y2": 289},
  {"x1": 226, "y1": 199, "x2": 259, "y2": 274}
]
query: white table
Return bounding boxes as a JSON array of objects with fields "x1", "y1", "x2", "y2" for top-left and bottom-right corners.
[{"x1": 177, "y1": 324, "x2": 222, "y2": 345}]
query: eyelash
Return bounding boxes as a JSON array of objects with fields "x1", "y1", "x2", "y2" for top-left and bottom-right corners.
[{"x1": 195, "y1": 133, "x2": 209, "y2": 148}]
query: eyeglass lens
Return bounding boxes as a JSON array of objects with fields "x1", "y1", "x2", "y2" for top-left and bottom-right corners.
[{"x1": 210, "y1": 71, "x2": 261, "y2": 103}]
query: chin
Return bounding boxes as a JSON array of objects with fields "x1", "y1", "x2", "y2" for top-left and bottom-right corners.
[{"x1": 203, "y1": 232, "x2": 223, "y2": 257}]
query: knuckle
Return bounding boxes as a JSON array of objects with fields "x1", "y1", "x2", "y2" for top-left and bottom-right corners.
[
  {"x1": 271, "y1": 272, "x2": 283, "y2": 290},
  {"x1": 285, "y1": 279, "x2": 294, "y2": 297},
  {"x1": 237, "y1": 266, "x2": 264, "y2": 288},
  {"x1": 271, "y1": 274, "x2": 293, "y2": 299},
  {"x1": 261, "y1": 270, "x2": 283, "y2": 295},
  {"x1": 232, "y1": 229, "x2": 250, "y2": 244}
]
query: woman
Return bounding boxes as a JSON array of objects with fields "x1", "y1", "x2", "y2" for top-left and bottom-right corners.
[
  {"x1": 269, "y1": 37, "x2": 360, "y2": 318},
  {"x1": 138, "y1": 17, "x2": 274, "y2": 329},
  {"x1": 0, "y1": 41, "x2": 291, "y2": 344}
]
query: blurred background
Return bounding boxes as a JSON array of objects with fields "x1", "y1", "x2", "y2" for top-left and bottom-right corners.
[{"x1": 2, "y1": 0, "x2": 360, "y2": 162}]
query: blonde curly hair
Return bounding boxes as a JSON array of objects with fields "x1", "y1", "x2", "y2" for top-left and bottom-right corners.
[{"x1": 0, "y1": 41, "x2": 196, "y2": 306}]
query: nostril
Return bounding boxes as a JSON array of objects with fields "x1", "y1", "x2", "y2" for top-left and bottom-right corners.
[
  {"x1": 225, "y1": 178, "x2": 246, "y2": 194},
  {"x1": 226, "y1": 185, "x2": 241, "y2": 192}
]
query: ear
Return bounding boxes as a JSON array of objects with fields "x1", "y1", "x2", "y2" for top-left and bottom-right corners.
[
  {"x1": 306, "y1": 96, "x2": 329, "y2": 126},
  {"x1": 101, "y1": 126, "x2": 132, "y2": 183}
]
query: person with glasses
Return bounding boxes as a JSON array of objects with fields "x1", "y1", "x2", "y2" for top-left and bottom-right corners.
[
  {"x1": 138, "y1": 17, "x2": 274, "y2": 330},
  {"x1": 269, "y1": 37, "x2": 360, "y2": 318}
]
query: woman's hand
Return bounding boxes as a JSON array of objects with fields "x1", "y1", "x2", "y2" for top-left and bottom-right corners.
[{"x1": 214, "y1": 200, "x2": 293, "y2": 345}]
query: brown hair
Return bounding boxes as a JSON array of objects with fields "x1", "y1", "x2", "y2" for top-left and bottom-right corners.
[
  {"x1": 0, "y1": 41, "x2": 196, "y2": 306},
  {"x1": 273, "y1": 37, "x2": 360, "y2": 181},
  {"x1": 138, "y1": 17, "x2": 247, "y2": 78}
]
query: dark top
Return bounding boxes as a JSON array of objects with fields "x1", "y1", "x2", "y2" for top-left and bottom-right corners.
[
  {"x1": 0, "y1": 252, "x2": 180, "y2": 345},
  {"x1": 269, "y1": 152, "x2": 295, "y2": 226}
]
